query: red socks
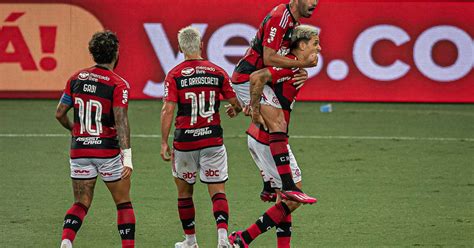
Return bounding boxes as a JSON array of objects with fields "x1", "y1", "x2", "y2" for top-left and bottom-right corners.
[
  {"x1": 212, "y1": 193, "x2": 229, "y2": 230},
  {"x1": 269, "y1": 132, "x2": 297, "y2": 191},
  {"x1": 178, "y1": 197, "x2": 196, "y2": 235},
  {"x1": 241, "y1": 202, "x2": 291, "y2": 244},
  {"x1": 117, "y1": 202, "x2": 136, "y2": 248},
  {"x1": 276, "y1": 214, "x2": 292, "y2": 248},
  {"x1": 61, "y1": 202, "x2": 88, "y2": 242}
]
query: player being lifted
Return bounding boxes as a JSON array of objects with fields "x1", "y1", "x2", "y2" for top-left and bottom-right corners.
[
  {"x1": 160, "y1": 26, "x2": 242, "y2": 248},
  {"x1": 55, "y1": 31, "x2": 135, "y2": 248},
  {"x1": 232, "y1": 0, "x2": 319, "y2": 203},
  {"x1": 230, "y1": 24, "x2": 321, "y2": 248}
]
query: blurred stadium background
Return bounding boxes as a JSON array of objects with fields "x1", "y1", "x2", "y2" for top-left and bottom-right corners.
[{"x1": 1, "y1": 0, "x2": 473, "y2": 247}]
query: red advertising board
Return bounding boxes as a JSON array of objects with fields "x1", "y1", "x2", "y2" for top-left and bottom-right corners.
[{"x1": 0, "y1": 0, "x2": 473, "y2": 102}]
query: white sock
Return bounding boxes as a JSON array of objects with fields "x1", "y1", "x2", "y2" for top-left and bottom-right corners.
[
  {"x1": 218, "y1": 228, "x2": 228, "y2": 242},
  {"x1": 60, "y1": 239, "x2": 72, "y2": 248},
  {"x1": 185, "y1": 234, "x2": 197, "y2": 245}
]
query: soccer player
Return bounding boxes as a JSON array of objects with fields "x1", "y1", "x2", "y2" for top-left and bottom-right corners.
[
  {"x1": 55, "y1": 31, "x2": 135, "y2": 248},
  {"x1": 231, "y1": 0, "x2": 319, "y2": 203},
  {"x1": 230, "y1": 25, "x2": 321, "y2": 248},
  {"x1": 160, "y1": 26, "x2": 242, "y2": 248}
]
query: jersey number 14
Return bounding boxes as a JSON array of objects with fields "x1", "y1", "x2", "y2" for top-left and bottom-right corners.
[{"x1": 185, "y1": 91, "x2": 216, "y2": 126}]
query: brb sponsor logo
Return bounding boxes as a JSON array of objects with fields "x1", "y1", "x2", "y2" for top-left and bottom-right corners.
[
  {"x1": 205, "y1": 169, "x2": 220, "y2": 177},
  {"x1": 74, "y1": 169, "x2": 90, "y2": 175},
  {"x1": 100, "y1": 172, "x2": 113, "y2": 177}
]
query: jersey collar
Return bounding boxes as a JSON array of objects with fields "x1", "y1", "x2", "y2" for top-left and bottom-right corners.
[{"x1": 94, "y1": 65, "x2": 110, "y2": 70}]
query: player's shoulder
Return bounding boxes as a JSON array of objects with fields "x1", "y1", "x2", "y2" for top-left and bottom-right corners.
[
  {"x1": 166, "y1": 60, "x2": 193, "y2": 79},
  {"x1": 200, "y1": 60, "x2": 229, "y2": 77},
  {"x1": 108, "y1": 70, "x2": 131, "y2": 89},
  {"x1": 270, "y1": 4, "x2": 290, "y2": 19}
]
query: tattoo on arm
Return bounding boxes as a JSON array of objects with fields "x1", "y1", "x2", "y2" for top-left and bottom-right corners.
[
  {"x1": 250, "y1": 70, "x2": 271, "y2": 112},
  {"x1": 113, "y1": 107, "x2": 131, "y2": 149}
]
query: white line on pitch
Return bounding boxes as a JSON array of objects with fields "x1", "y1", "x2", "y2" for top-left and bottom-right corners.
[{"x1": 0, "y1": 133, "x2": 473, "y2": 142}]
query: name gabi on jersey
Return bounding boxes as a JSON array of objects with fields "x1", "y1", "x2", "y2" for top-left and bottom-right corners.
[
  {"x1": 83, "y1": 84, "x2": 97, "y2": 93},
  {"x1": 184, "y1": 127, "x2": 213, "y2": 137},
  {"x1": 76, "y1": 137, "x2": 102, "y2": 145},
  {"x1": 180, "y1": 77, "x2": 219, "y2": 87}
]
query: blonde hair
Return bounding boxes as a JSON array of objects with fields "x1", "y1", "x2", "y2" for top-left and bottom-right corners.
[
  {"x1": 291, "y1": 25, "x2": 319, "y2": 48},
  {"x1": 178, "y1": 26, "x2": 201, "y2": 55}
]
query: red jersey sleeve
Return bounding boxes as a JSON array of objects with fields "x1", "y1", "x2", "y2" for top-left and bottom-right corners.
[
  {"x1": 268, "y1": 67, "x2": 296, "y2": 85},
  {"x1": 262, "y1": 11, "x2": 287, "y2": 51},
  {"x1": 163, "y1": 73, "x2": 178, "y2": 102},
  {"x1": 221, "y1": 72, "x2": 236, "y2": 99},
  {"x1": 113, "y1": 82, "x2": 130, "y2": 108}
]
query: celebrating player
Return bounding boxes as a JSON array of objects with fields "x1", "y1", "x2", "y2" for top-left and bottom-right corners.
[
  {"x1": 160, "y1": 26, "x2": 242, "y2": 248},
  {"x1": 231, "y1": 0, "x2": 319, "y2": 203},
  {"x1": 55, "y1": 31, "x2": 135, "y2": 248},
  {"x1": 230, "y1": 25, "x2": 321, "y2": 248}
]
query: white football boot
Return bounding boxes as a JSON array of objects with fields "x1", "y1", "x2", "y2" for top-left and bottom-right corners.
[{"x1": 175, "y1": 240, "x2": 199, "y2": 248}]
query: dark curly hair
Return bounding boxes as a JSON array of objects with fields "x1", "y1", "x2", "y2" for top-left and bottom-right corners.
[{"x1": 88, "y1": 30, "x2": 119, "y2": 64}]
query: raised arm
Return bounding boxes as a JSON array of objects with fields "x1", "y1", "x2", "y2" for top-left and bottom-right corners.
[{"x1": 160, "y1": 101, "x2": 176, "y2": 161}]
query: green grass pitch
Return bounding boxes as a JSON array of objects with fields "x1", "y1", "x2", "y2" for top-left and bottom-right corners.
[{"x1": 0, "y1": 100, "x2": 473, "y2": 247}]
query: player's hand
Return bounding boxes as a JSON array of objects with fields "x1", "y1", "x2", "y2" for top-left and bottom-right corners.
[
  {"x1": 225, "y1": 104, "x2": 238, "y2": 118},
  {"x1": 251, "y1": 107, "x2": 268, "y2": 130},
  {"x1": 243, "y1": 105, "x2": 251, "y2": 116},
  {"x1": 121, "y1": 166, "x2": 133, "y2": 179},
  {"x1": 293, "y1": 68, "x2": 308, "y2": 90},
  {"x1": 161, "y1": 142, "x2": 172, "y2": 161}
]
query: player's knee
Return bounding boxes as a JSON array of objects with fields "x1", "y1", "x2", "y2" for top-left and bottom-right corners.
[
  {"x1": 177, "y1": 185, "x2": 194, "y2": 198},
  {"x1": 111, "y1": 193, "x2": 131, "y2": 205}
]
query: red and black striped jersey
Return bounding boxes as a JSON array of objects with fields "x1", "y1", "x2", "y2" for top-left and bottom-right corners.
[
  {"x1": 60, "y1": 65, "x2": 130, "y2": 159},
  {"x1": 232, "y1": 4, "x2": 298, "y2": 84},
  {"x1": 164, "y1": 59, "x2": 236, "y2": 151},
  {"x1": 246, "y1": 54, "x2": 300, "y2": 145}
]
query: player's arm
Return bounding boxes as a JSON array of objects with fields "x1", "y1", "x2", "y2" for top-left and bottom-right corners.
[
  {"x1": 55, "y1": 92, "x2": 73, "y2": 131},
  {"x1": 55, "y1": 102, "x2": 73, "y2": 131},
  {"x1": 263, "y1": 46, "x2": 316, "y2": 68},
  {"x1": 249, "y1": 68, "x2": 272, "y2": 126},
  {"x1": 160, "y1": 101, "x2": 176, "y2": 161},
  {"x1": 225, "y1": 97, "x2": 242, "y2": 118},
  {"x1": 114, "y1": 106, "x2": 133, "y2": 179}
]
